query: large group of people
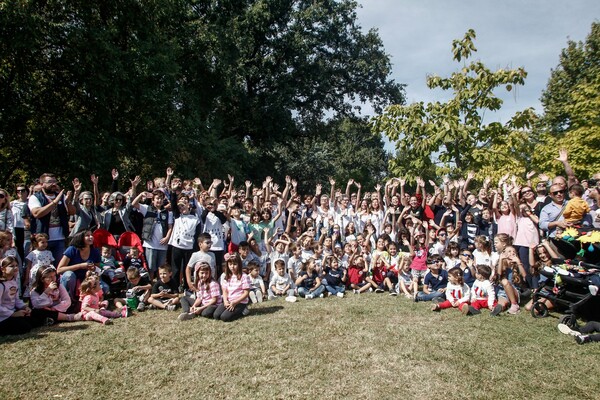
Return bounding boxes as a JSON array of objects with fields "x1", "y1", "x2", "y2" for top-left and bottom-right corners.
[{"x1": 1, "y1": 150, "x2": 599, "y2": 343}]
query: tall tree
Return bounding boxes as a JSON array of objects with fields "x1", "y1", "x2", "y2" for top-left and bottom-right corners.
[
  {"x1": 373, "y1": 29, "x2": 535, "y2": 181},
  {"x1": 0, "y1": 0, "x2": 403, "y2": 188},
  {"x1": 533, "y1": 22, "x2": 600, "y2": 178}
]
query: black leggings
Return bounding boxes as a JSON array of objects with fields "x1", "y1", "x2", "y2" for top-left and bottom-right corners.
[
  {"x1": 30, "y1": 309, "x2": 60, "y2": 328},
  {"x1": 213, "y1": 303, "x2": 246, "y2": 322},
  {"x1": 579, "y1": 321, "x2": 600, "y2": 342},
  {"x1": 0, "y1": 316, "x2": 32, "y2": 336}
]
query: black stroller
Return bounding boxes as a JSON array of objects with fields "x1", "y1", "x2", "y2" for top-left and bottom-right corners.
[{"x1": 531, "y1": 260, "x2": 599, "y2": 323}]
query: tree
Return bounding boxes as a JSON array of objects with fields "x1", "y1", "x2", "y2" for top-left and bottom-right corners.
[
  {"x1": 271, "y1": 116, "x2": 389, "y2": 191},
  {"x1": 373, "y1": 29, "x2": 536, "y2": 181},
  {"x1": 533, "y1": 22, "x2": 600, "y2": 178},
  {"x1": 0, "y1": 0, "x2": 403, "y2": 188}
]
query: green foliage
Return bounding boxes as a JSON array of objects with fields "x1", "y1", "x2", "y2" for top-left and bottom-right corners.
[
  {"x1": 0, "y1": 0, "x2": 403, "y2": 188},
  {"x1": 374, "y1": 30, "x2": 535, "y2": 181},
  {"x1": 271, "y1": 116, "x2": 389, "y2": 191},
  {"x1": 535, "y1": 22, "x2": 600, "y2": 178}
]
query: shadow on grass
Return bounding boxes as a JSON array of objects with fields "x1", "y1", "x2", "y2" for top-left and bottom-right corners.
[
  {"x1": 0, "y1": 323, "x2": 90, "y2": 343},
  {"x1": 249, "y1": 305, "x2": 284, "y2": 317}
]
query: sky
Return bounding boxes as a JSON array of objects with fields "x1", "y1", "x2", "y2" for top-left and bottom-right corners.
[{"x1": 354, "y1": 0, "x2": 600, "y2": 146}]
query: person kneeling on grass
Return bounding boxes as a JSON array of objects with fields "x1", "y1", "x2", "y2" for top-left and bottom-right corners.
[
  {"x1": 432, "y1": 267, "x2": 470, "y2": 312},
  {"x1": 214, "y1": 252, "x2": 251, "y2": 322},
  {"x1": 114, "y1": 267, "x2": 152, "y2": 312},
  {"x1": 147, "y1": 264, "x2": 180, "y2": 311},
  {"x1": 268, "y1": 259, "x2": 296, "y2": 302},
  {"x1": 415, "y1": 255, "x2": 447, "y2": 303},
  {"x1": 179, "y1": 263, "x2": 221, "y2": 321},
  {"x1": 322, "y1": 255, "x2": 347, "y2": 298},
  {"x1": 463, "y1": 265, "x2": 500, "y2": 316}
]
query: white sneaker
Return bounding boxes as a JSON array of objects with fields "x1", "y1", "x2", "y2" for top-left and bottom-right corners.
[
  {"x1": 178, "y1": 312, "x2": 195, "y2": 321},
  {"x1": 558, "y1": 323, "x2": 580, "y2": 336},
  {"x1": 285, "y1": 296, "x2": 297, "y2": 303},
  {"x1": 268, "y1": 294, "x2": 276, "y2": 301},
  {"x1": 166, "y1": 304, "x2": 177, "y2": 311},
  {"x1": 305, "y1": 294, "x2": 314, "y2": 299},
  {"x1": 336, "y1": 292, "x2": 344, "y2": 298}
]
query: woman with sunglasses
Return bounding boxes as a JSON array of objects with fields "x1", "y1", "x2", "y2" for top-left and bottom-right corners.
[
  {"x1": 99, "y1": 176, "x2": 141, "y2": 241},
  {"x1": 70, "y1": 178, "x2": 100, "y2": 236}
]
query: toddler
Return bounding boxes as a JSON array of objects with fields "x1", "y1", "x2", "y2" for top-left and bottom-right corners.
[
  {"x1": 563, "y1": 183, "x2": 590, "y2": 225},
  {"x1": 79, "y1": 274, "x2": 127, "y2": 325},
  {"x1": 24, "y1": 233, "x2": 54, "y2": 297},
  {"x1": 268, "y1": 259, "x2": 296, "y2": 302}
]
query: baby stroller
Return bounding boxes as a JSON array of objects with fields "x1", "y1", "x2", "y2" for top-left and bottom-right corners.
[
  {"x1": 92, "y1": 230, "x2": 148, "y2": 298},
  {"x1": 530, "y1": 258, "x2": 600, "y2": 324}
]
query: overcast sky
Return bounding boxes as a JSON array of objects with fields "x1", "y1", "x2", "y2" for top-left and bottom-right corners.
[{"x1": 355, "y1": 0, "x2": 600, "y2": 130}]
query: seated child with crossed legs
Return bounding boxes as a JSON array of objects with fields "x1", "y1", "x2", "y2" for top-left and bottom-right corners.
[
  {"x1": 114, "y1": 267, "x2": 152, "y2": 312},
  {"x1": 147, "y1": 264, "x2": 181, "y2": 311}
]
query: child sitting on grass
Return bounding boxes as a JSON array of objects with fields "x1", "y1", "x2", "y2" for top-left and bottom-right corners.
[
  {"x1": 464, "y1": 265, "x2": 497, "y2": 316},
  {"x1": 248, "y1": 262, "x2": 265, "y2": 303},
  {"x1": 415, "y1": 255, "x2": 447, "y2": 302},
  {"x1": 179, "y1": 263, "x2": 221, "y2": 321},
  {"x1": 322, "y1": 255, "x2": 347, "y2": 298},
  {"x1": 268, "y1": 259, "x2": 296, "y2": 302},
  {"x1": 432, "y1": 267, "x2": 470, "y2": 312},
  {"x1": 79, "y1": 274, "x2": 127, "y2": 325},
  {"x1": 397, "y1": 255, "x2": 415, "y2": 298},
  {"x1": 346, "y1": 254, "x2": 374, "y2": 294},
  {"x1": 147, "y1": 264, "x2": 180, "y2": 311},
  {"x1": 295, "y1": 258, "x2": 325, "y2": 299},
  {"x1": 114, "y1": 267, "x2": 152, "y2": 312}
]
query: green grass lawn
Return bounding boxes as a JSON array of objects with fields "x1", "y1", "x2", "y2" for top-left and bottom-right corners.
[{"x1": 1, "y1": 294, "x2": 599, "y2": 400}]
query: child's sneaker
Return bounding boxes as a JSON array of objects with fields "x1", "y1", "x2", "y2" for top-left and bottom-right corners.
[
  {"x1": 137, "y1": 302, "x2": 146, "y2": 312},
  {"x1": 318, "y1": 293, "x2": 324, "y2": 298},
  {"x1": 249, "y1": 291, "x2": 258, "y2": 304},
  {"x1": 44, "y1": 317, "x2": 55, "y2": 326},
  {"x1": 285, "y1": 296, "x2": 297, "y2": 303},
  {"x1": 336, "y1": 292, "x2": 344, "y2": 298},
  {"x1": 166, "y1": 304, "x2": 177, "y2": 311},
  {"x1": 558, "y1": 323, "x2": 580, "y2": 336},
  {"x1": 389, "y1": 289, "x2": 398, "y2": 296},
  {"x1": 368, "y1": 287, "x2": 374, "y2": 293},
  {"x1": 353, "y1": 289, "x2": 358, "y2": 294},
  {"x1": 490, "y1": 304, "x2": 503, "y2": 317},
  {"x1": 431, "y1": 303, "x2": 441, "y2": 312},
  {"x1": 507, "y1": 303, "x2": 520, "y2": 315},
  {"x1": 575, "y1": 334, "x2": 591, "y2": 345},
  {"x1": 148, "y1": 304, "x2": 156, "y2": 310},
  {"x1": 103, "y1": 319, "x2": 113, "y2": 325},
  {"x1": 268, "y1": 294, "x2": 276, "y2": 301},
  {"x1": 374, "y1": 288, "x2": 384, "y2": 293},
  {"x1": 241, "y1": 306, "x2": 250, "y2": 316},
  {"x1": 305, "y1": 294, "x2": 314, "y2": 299}
]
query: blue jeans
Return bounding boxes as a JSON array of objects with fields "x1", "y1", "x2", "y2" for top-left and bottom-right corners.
[
  {"x1": 298, "y1": 285, "x2": 325, "y2": 298},
  {"x1": 47, "y1": 239, "x2": 65, "y2": 267},
  {"x1": 61, "y1": 270, "x2": 109, "y2": 301},
  {"x1": 416, "y1": 290, "x2": 445, "y2": 302},
  {"x1": 144, "y1": 248, "x2": 167, "y2": 275},
  {"x1": 325, "y1": 285, "x2": 345, "y2": 296}
]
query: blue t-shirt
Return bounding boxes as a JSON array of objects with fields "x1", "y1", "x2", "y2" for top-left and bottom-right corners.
[
  {"x1": 424, "y1": 269, "x2": 448, "y2": 291},
  {"x1": 63, "y1": 246, "x2": 101, "y2": 281}
]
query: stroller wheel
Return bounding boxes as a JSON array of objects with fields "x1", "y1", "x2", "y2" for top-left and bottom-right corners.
[{"x1": 531, "y1": 302, "x2": 549, "y2": 318}]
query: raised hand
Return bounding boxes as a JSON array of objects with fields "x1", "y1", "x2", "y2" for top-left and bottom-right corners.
[
  {"x1": 467, "y1": 171, "x2": 475, "y2": 180},
  {"x1": 111, "y1": 169, "x2": 119, "y2": 180},
  {"x1": 131, "y1": 176, "x2": 141, "y2": 187},
  {"x1": 90, "y1": 174, "x2": 99, "y2": 186},
  {"x1": 526, "y1": 170, "x2": 536, "y2": 180},
  {"x1": 228, "y1": 174, "x2": 234, "y2": 183},
  {"x1": 329, "y1": 177, "x2": 336, "y2": 186},
  {"x1": 212, "y1": 178, "x2": 222, "y2": 187},
  {"x1": 193, "y1": 177, "x2": 202, "y2": 186},
  {"x1": 72, "y1": 178, "x2": 82, "y2": 192},
  {"x1": 166, "y1": 167, "x2": 173, "y2": 177},
  {"x1": 556, "y1": 149, "x2": 568, "y2": 163}
]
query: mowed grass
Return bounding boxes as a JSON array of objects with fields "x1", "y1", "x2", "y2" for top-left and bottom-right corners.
[{"x1": 1, "y1": 294, "x2": 599, "y2": 400}]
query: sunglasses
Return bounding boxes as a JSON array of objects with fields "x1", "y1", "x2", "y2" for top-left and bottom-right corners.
[
  {"x1": 16, "y1": 189, "x2": 27, "y2": 193},
  {"x1": 461, "y1": 253, "x2": 473, "y2": 258},
  {"x1": 520, "y1": 190, "x2": 533, "y2": 195},
  {"x1": 115, "y1": 197, "x2": 124, "y2": 202},
  {"x1": 437, "y1": 233, "x2": 447, "y2": 236},
  {"x1": 551, "y1": 190, "x2": 566, "y2": 196}
]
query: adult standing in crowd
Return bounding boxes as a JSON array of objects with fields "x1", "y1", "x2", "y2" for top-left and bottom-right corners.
[{"x1": 28, "y1": 173, "x2": 75, "y2": 265}]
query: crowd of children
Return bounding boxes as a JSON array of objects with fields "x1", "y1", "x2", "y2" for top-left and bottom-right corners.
[{"x1": 0, "y1": 151, "x2": 599, "y2": 343}]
